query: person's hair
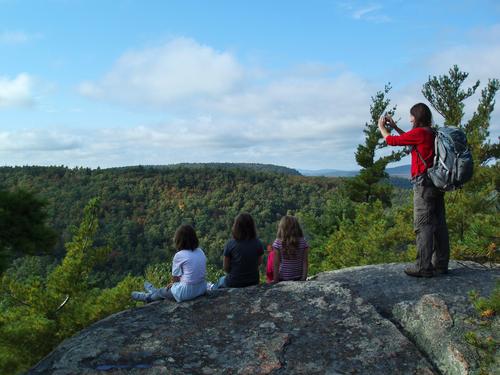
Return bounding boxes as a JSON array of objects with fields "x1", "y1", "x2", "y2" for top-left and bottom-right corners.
[
  {"x1": 232, "y1": 213, "x2": 257, "y2": 241},
  {"x1": 410, "y1": 103, "x2": 433, "y2": 128},
  {"x1": 276, "y1": 216, "x2": 304, "y2": 259},
  {"x1": 174, "y1": 224, "x2": 199, "y2": 251}
]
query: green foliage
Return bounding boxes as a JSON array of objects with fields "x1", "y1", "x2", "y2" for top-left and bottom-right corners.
[
  {"x1": 344, "y1": 84, "x2": 406, "y2": 206},
  {"x1": 422, "y1": 65, "x2": 480, "y2": 126},
  {"x1": 311, "y1": 201, "x2": 414, "y2": 274},
  {"x1": 297, "y1": 190, "x2": 356, "y2": 271},
  {"x1": 465, "y1": 282, "x2": 499, "y2": 374},
  {"x1": 465, "y1": 79, "x2": 500, "y2": 164},
  {"x1": 469, "y1": 281, "x2": 500, "y2": 316},
  {"x1": 144, "y1": 262, "x2": 172, "y2": 288},
  {"x1": 47, "y1": 198, "x2": 111, "y2": 295},
  {"x1": 0, "y1": 166, "x2": 341, "y2": 281},
  {"x1": 446, "y1": 165, "x2": 499, "y2": 264},
  {"x1": 422, "y1": 64, "x2": 499, "y2": 165},
  {"x1": 207, "y1": 263, "x2": 225, "y2": 283},
  {"x1": 3, "y1": 255, "x2": 56, "y2": 283},
  {"x1": 149, "y1": 162, "x2": 301, "y2": 176},
  {"x1": 0, "y1": 189, "x2": 57, "y2": 272},
  {"x1": 0, "y1": 199, "x2": 142, "y2": 375}
]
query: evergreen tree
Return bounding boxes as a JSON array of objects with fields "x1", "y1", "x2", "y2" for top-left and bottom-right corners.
[
  {"x1": 422, "y1": 64, "x2": 499, "y2": 164},
  {"x1": 0, "y1": 198, "x2": 142, "y2": 374},
  {"x1": 422, "y1": 65, "x2": 480, "y2": 127},
  {"x1": 344, "y1": 84, "x2": 406, "y2": 206},
  {"x1": 314, "y1": 201, "x2": 414, "y2": 273}
]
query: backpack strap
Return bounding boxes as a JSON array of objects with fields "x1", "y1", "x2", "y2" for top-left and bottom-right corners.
[
  {"x1": 413, "y1": 146, "x2": 428, "y2": 169},
  {"x1": 413, "y1": 127, "x2": 436, "y2": 169}
]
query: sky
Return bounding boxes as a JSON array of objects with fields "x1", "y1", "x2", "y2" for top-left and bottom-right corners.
[{"x1": 1, "y1": 0, "x2": 499, "y2": 170}]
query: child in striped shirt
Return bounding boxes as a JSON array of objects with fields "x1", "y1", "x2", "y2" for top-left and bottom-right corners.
[{"x1": 272, "y1": 216, "x2": 309, "y2": 283}]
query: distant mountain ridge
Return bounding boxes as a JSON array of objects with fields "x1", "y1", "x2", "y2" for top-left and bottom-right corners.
[
  {"x1": 110, "y1": 163, "x2": 301, "y2": 176},
  {"x1": 299, "y1": 164, "x2": 411, "y2": 178}
]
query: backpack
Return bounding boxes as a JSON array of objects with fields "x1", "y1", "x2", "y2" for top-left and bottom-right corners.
[{"x1": 416, "y1": 126, "x2": 474, "y2": 191}]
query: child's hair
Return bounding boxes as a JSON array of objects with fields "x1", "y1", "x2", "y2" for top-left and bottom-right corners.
[
  {"x1": 232, "y1": 213, "x2": 257, "y2": 241},
  {"x1": 174, "y1": 224, "x2": 199, "y2": 251},
  {"x1": 277, "y1": 216, "x2": 303, "y2": 259}
]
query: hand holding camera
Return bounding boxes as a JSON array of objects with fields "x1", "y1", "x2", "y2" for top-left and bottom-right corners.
[
  {"x1": 378, "y1": 113, "x2": 392, "y2": 132},
  {"x1": 384, "y1": 113, "x2": 395, "y2": 129}
]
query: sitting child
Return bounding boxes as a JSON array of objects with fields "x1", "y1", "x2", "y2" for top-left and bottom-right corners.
[
  {"x1": 131, "y1": 224, "x2": 207, "y2": 303},
  {"x1": 272, "y1": 216, "x2": 309, "y2": 283},
  {"x1": 212, "y1": 213, "x2": 264, "y2": 289}
]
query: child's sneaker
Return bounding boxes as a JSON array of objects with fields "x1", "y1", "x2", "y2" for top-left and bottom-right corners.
[
  {"x1": 131, "y1": 291, "x2": 152, "y2": 303},
  {"x1": 143, "y1": 281, "x2": 156, "y2": 293},
  {"x1": 206, "y1": 282, "x2": 215, "y2": 291}
]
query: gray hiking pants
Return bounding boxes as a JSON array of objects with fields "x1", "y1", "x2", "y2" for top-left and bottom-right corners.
[{"x1": 413, "y1": 181, "x2": 450, "y2": 272}]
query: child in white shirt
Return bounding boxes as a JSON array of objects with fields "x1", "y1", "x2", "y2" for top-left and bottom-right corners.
[{"x1": 131, "y1": 224, "x2": 207, "y2": 303}]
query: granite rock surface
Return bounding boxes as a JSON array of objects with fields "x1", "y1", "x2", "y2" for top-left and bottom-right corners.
[{"x1": 29, "y1": 261, "x2": 498, "y2": 374}]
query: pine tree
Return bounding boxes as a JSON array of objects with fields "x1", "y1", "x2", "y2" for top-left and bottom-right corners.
[
  {"x1": 0, "y1": 198, "x2": 142, "y2": 374},
  {"x1": 344, "y1": 84, "x2": 407, "y2": 206},
  {"x1": 422, "y1": 64, "x2": 499, "y2": 164}
]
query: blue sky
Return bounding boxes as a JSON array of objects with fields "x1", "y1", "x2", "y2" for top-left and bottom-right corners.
[{"x1": 1, "y1": 0, "x2": 499, "y2": 169}]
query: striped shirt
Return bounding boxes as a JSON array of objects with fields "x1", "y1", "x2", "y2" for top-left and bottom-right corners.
[{"x1": 272, "y1": 238, "x2": 308, "y2": 281}]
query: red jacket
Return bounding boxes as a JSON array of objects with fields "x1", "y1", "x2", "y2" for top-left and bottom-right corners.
[{"x1": 385, "y1": 127, "x2": 435, "y2": 177}]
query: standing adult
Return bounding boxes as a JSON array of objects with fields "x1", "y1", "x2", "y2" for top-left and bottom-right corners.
[{"x1": 378, "y1": 103, "x2": 450, "y2": 277}]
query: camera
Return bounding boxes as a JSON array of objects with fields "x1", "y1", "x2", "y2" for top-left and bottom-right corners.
[{"x1": 383, "y1": 113, "x2": 393, "y2": 128}]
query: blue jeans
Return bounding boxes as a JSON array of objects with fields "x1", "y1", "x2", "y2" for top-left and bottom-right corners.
[
  {"x1": 211, "y1": 276, "x2": 228, "y2": 290},
  {"x1": 131, "y1": 282, "x2": 175, "y2": 302},
  {"x1": 149, "y1": 287, "x2": 174, "y2": 301}
]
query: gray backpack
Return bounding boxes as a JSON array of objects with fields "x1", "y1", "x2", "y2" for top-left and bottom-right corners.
[{"x1": 416, "y1": 127, "x2": 474, "y2": 191}]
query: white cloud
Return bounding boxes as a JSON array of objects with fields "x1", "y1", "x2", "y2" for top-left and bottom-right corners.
[
  {"x1": 19, "y1": 31, "x2": 495, "y2": 169},
  {"x1": 6, "y1": 34, "x2": 386, "y2": 170},
  {"x1": 202, "y1": 73, "x2": 370, "y2": 117},
  {"x1": 0, "y1": 129, "x2": 81, "y2": 152},
  {"x1": 0, "y1": 81, "x2": 371, "y2": 168},
  {"x1": 427, "y1": 24, "x2": 500, "y2": 83},
  {"x1": 11, "y1": 30, "x2": 498, "y2": 170},
  {"x1": 0, "y1": 73, "x2": 35, "y2": 109},
  {"x1": 70, "y1": 37, "x2": 379, "y2": 169},
  {"x1": 79, "y1": 37, "x2": 244, "y2": 107},
  {"x1": 0, "y1": 31, "x2": 42, "y2": 45},
  {"x1": 428, "y1": 45, "x2": 500, "y2": 84}
]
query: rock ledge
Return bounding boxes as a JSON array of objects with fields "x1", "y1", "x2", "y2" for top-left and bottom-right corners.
[{"x1": 29, "y1": 261, "x2": 499, "y2": 375}]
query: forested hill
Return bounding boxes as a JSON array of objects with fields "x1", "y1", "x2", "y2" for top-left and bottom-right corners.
[
  {"x1": 0, "y1": 165, "x2": 338, "y2": 283},
  {"x1": 121, "y1": 162, "x2": 302, "y2": 176}
]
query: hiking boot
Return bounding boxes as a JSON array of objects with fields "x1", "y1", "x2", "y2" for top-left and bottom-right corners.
[
  {"x1": 404, "y1": 267, "x2": 433, "y2": 278},
  {"x1": 131, "y1": 291, "x2": 152, "y2": 303}
]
